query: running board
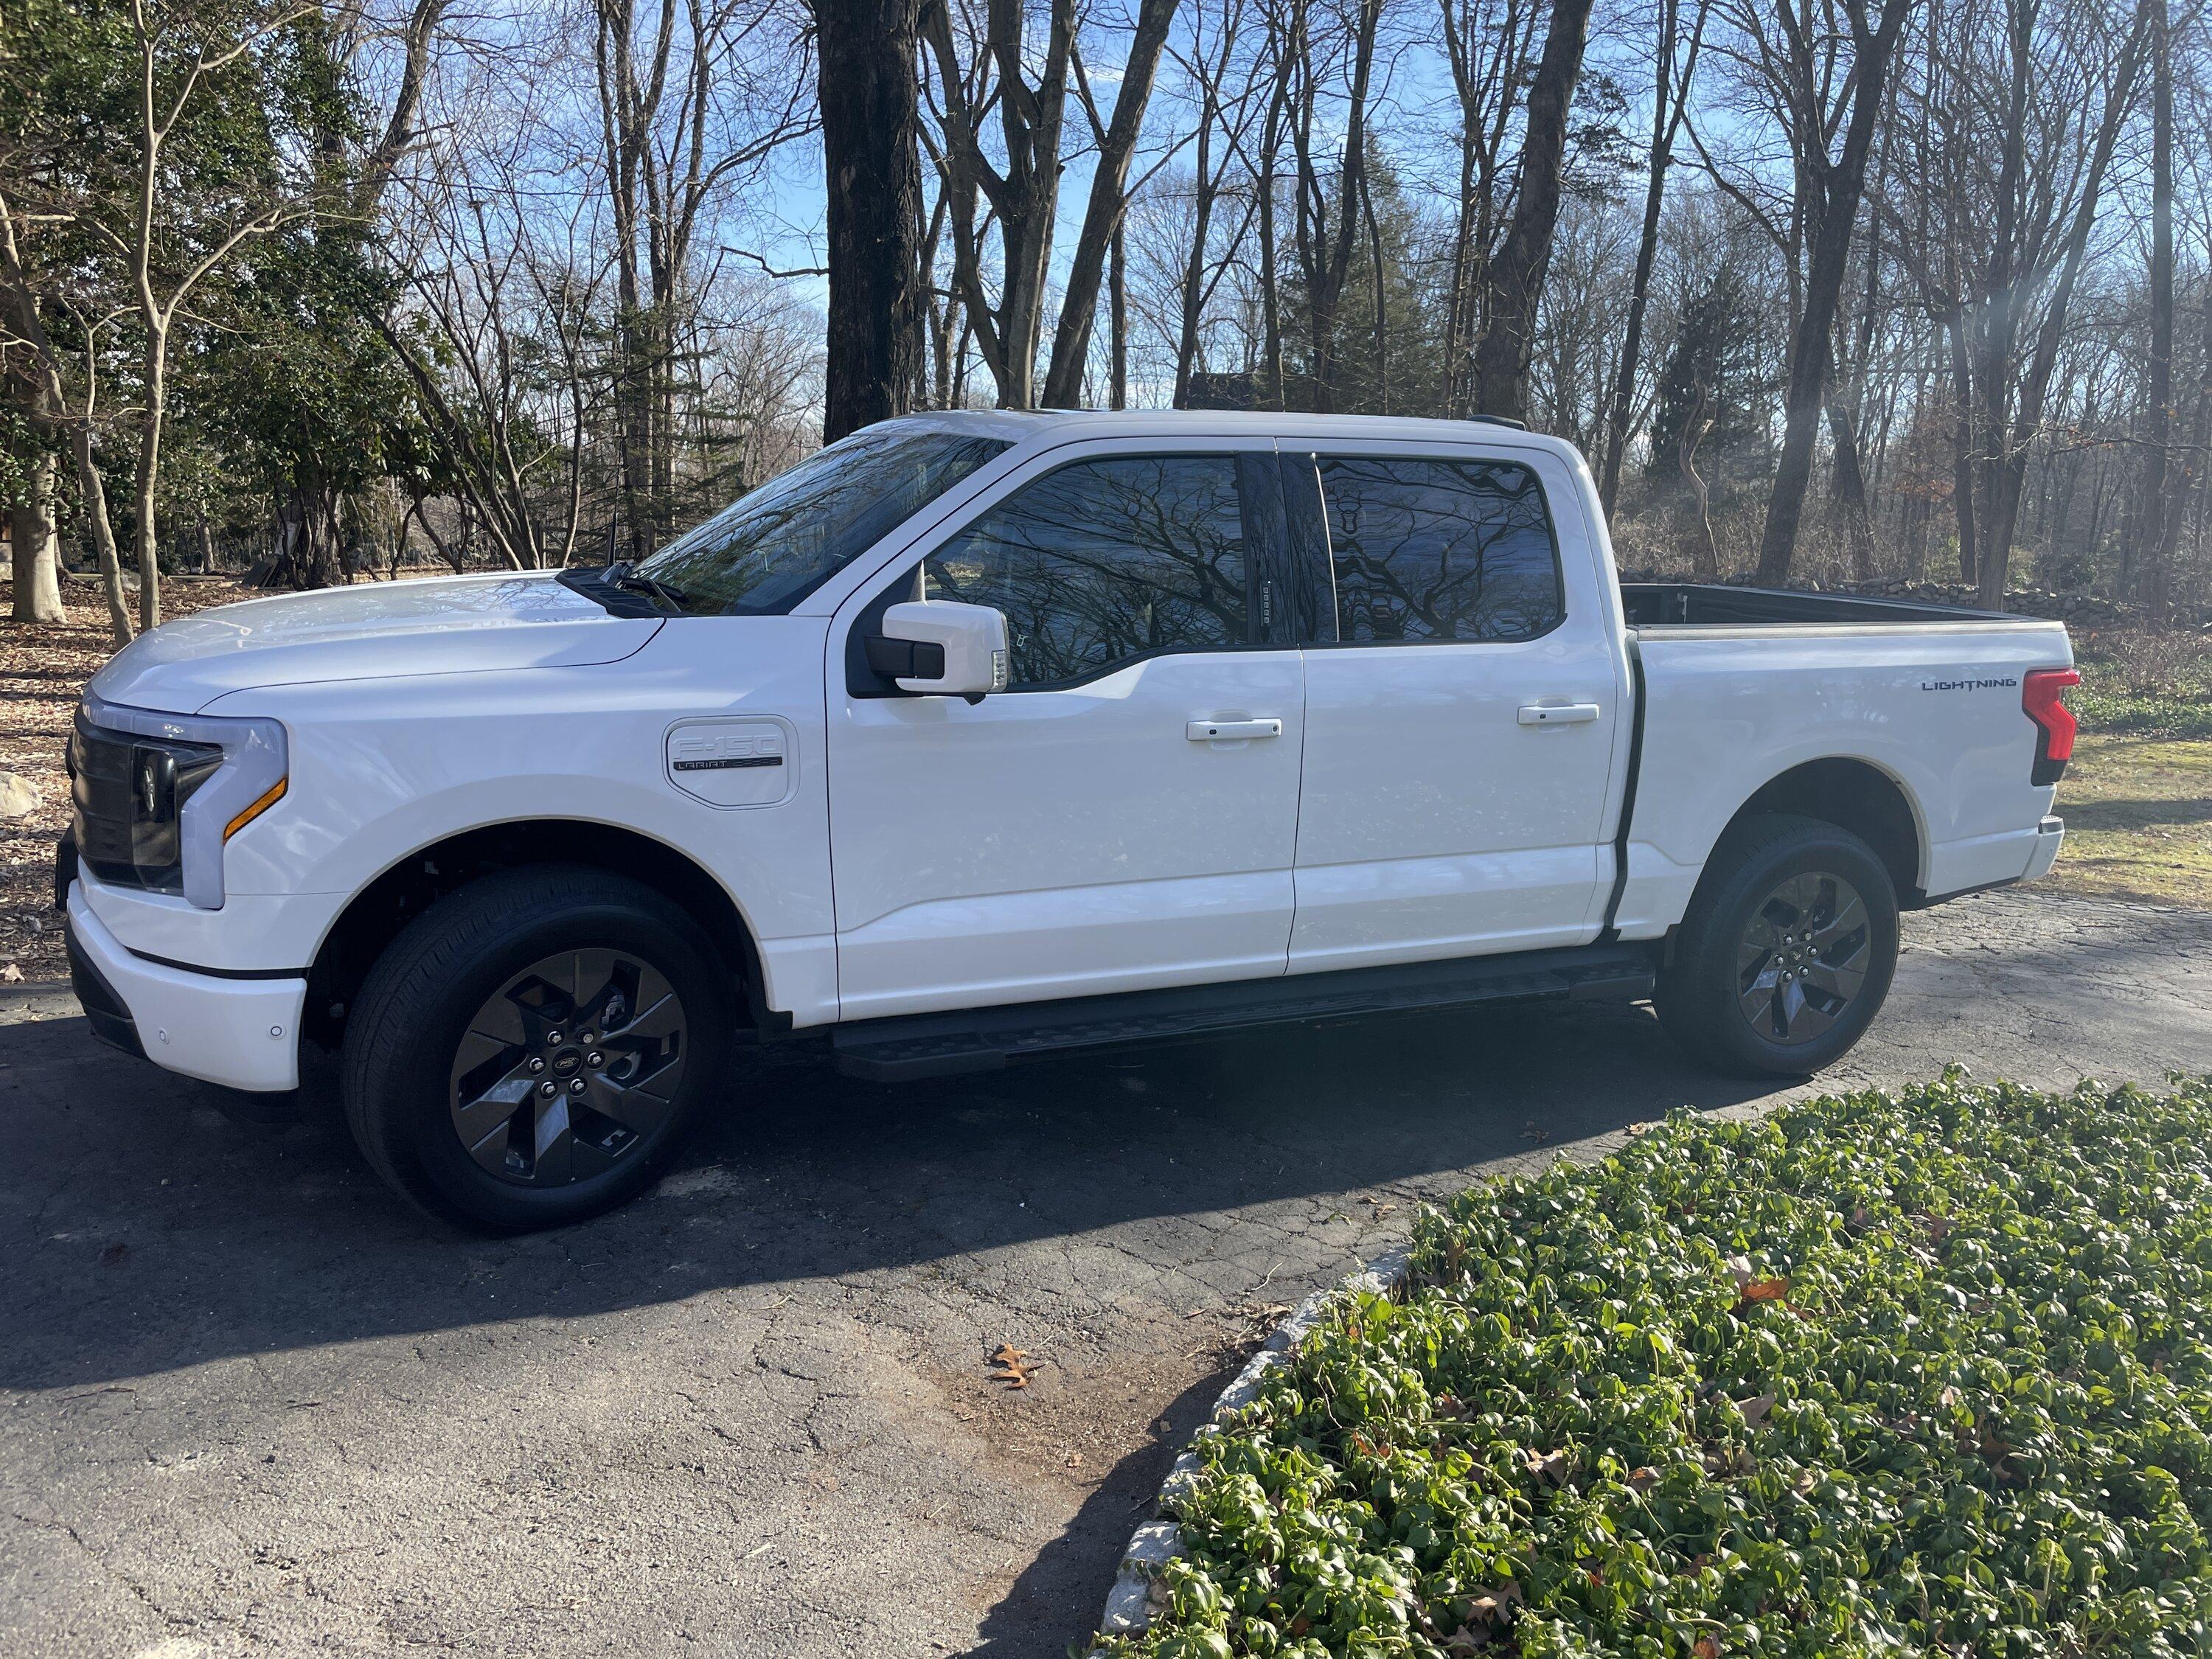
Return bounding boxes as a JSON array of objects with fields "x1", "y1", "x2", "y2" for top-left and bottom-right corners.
[{"x1": 830, "y1": 945, "x2": 1657, "y2": 1082}]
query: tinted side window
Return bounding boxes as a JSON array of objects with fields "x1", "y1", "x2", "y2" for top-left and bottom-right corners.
[
  {"x1": 1314, "y1": 456, "x2": 1563, "y2": 643},
  {"x1": 924, "y1": 454, "x2": 1250, "y2": 689}
]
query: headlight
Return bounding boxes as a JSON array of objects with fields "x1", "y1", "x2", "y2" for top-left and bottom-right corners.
[{"x1": 70, "y1": 695, "x2": 288, "y2": 908}]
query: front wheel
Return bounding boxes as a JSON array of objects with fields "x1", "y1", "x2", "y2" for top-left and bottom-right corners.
[
  {"x1": 341, "y1": 866, "x2": 734, "y2": 1231},
  {"x1": 1653, "y1": 813, "x2": 1899, "y2": 1078}
]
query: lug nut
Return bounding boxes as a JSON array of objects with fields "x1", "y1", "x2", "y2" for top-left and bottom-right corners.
[
  {"x1": 568, "y1": 1077, "x2": 587, "y2": 1096},
  {"x1": 578, "y1": 1031, "x2": 596, "y2": 1045},
  {"x1": 538, "y1": 1080, "x2": 557, "y2": 1097},
  {"x1": 528, "y1": 1057, "x2": 546, "y2": 1074},
  {"x1": 546, "y1": 1030, "x2": 565, "y2": 1047},
  {"x1": 586, "y1": 1051, "x2": 604, "y2": 1068}
]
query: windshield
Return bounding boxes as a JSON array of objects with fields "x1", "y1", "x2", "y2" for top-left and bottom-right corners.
[{"x1": 636, "y1": 427, "x2": 1011, "y2": 614}]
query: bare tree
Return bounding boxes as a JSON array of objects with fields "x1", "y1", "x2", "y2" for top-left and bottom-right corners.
[
  {"x1": 1598, "y1": 0, "x2": 1709, "y2": 511},
  {"x1": 1470, "y1": 0, "x2": 1598, "y2": 419},
  {"x1": 1040, "y1": 0, "x2": 1184, "y2": 406},
  {"x1": 1745, "y1": 0, "x2": 1916, "y2": 585},
  {"x1": 923, "y1": 0, "x2": 1078, "y2": 406}
]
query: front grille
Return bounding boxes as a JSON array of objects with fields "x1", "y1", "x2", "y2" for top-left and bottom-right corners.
[{"x1": 69, "y1": 710, "x2": 140, "y2": 883}]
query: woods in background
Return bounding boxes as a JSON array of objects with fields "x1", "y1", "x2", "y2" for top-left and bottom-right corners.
[{"x1": 2, "y1": 0, "x2": 2208, "y2": 644}]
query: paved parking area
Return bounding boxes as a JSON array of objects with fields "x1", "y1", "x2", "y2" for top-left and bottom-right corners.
[{"x1": 5, "y1": 889, "x2": 2210, "y2": 1658}]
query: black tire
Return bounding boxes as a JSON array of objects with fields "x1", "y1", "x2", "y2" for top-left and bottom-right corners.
[
  {"x1": 341, "y1": 866, "x2": 733, "y2": 1232},
  {"x1": 1653, "y1": 812, "x2": 1899, "y2": 1078}
]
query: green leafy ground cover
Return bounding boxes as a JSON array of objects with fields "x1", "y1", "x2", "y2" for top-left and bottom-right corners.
[{"x1": 1102, "y1": 1075, "x2": 2212, "y2": 1659}]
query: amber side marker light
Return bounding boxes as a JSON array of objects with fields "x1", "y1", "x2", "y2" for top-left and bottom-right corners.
[{"x1": 225, "y1": 776, "x2": 288, "y2": 838}]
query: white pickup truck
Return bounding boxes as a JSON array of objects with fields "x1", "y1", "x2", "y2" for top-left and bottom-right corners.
[{"x1": 63, "y1": 411, "x2": 2078, "y2": 1228}]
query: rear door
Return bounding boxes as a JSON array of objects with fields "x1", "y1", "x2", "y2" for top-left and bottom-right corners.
[
  {"x1": 1281, "y1": 442, "x2": 1626, "y2": 972},
  {"x1": 826, "y1": 443, "x2": 1307, "y2": 1022}
]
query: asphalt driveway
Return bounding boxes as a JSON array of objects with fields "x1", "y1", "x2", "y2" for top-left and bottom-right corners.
[{"x1": 6, "y1": 889, "x2": 2211, "y2": 1658}]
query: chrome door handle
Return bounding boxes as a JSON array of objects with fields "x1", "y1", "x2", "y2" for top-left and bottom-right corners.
[
  {"x1": 1186, "y1": 717, "x2": 1284, "y2": 741},
  {"x1": 1517, "y1": 703, "x2": 1601, "y2": 726}
]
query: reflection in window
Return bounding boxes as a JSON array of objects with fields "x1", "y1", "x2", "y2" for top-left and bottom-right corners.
[
  {"x1": 639, "y1": 426, "x2": 1009, "y2": 614},
  {"x1": 1315, "y1": 457, "x2": 1563, "y2": 642},
  {"x1": 925, "y1": 455, "x2": 1248, "y2": 688}
]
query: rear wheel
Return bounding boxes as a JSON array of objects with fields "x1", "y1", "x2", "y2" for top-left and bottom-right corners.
[
  {"x1": 1654, "y1": 813, "x2": 1899, "y2": 1078},
  {"x1": 341, "y1": 866, "x2": 733, "y2": 1231}
]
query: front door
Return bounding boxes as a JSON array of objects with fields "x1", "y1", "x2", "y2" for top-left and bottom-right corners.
[
  {"x1": 1281, "y1": 443, "x2": 1626, "y2": 972},
  {"x1": 827, "y1": 445, "x2": 1305, "y2": 1023}
]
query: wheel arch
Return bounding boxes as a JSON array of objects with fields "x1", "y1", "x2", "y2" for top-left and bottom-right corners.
[
  {"x1": 1724, "y1": 757, "x2": 1927, "y2": 904},
  {"x1": 304, "y1": 819, "x2": 775, "y2": 1048}
]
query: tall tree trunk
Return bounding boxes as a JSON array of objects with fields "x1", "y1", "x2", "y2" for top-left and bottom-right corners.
[
  {"x1": 1976, "y1": 0, "x2": 2152, "y2": 607},
  {"x1": 1678, "y1": 387, "x2": 1719, "y2": 578},
  {"x1": 816, "y1": 0, "x2": 926, "y2": 441},
  {"x1": 1039, "y1": 0, "x2": 1179, "y2": 408},
  {"x1": 131, "y1": 335, "x2": 165, "y2": 633},
  {"x1": 1947, "y1": 310, "x2": 1978, "y2": 588},
  {"x1": 1110, "y1": 222, "x2": 1128, "y2": 411},
  {"x1": 68, "y1": 424, "x2": 133, "y2": 642},
  {"x1": 2162, "y1": 268, "x2": 2212, "y2": 594},
  {"x1": 1294, "y1": 0, "x2": 1379, "y2": 414},
  {"x1": 1752, "y1": 0, "x2": 1913, "y2": 585},
  {"x1": 1826, "y1": 398, "x2": 1876, "y2": 579},
  {"x1": 1599, "y1": 0, "x2": 1703, "y2": 511},
  {"x1": 10, "y1": 448, "x2": 65, "y2": 622},
  {"x1": 1471, "y1": 0, "x2": 1596, "y2": 420},
  {"x1": 2137, "y1": 0, "x2": 2174, "y2": 609},
  {"x1": 1256, "y1": 32, "x2": 1290, "y2": 407}
]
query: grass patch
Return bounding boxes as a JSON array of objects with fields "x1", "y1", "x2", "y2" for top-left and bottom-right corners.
[
  {"x1": 2051, "y1": 737, "x2": 2212, "y2": 909},
  {"x1": 2053, "y1": 629, "x2": 2212, "y2": 909},
  {"x1": 1103, "y1": 1074, "x2": 2212, "y2": 1659}
]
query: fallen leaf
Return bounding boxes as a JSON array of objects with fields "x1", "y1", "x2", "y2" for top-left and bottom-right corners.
[
  {"x1": 1627, "y1": 1465, "x2": 1658, "y2": 1493},
  {"x1": 1694, "y1": 1638, "x2": 1722, "y2": 1659},
  {"x1": 987, "y1": 1343, "x2": 1034, "y2": 1388},
  {"x1": 1520, "y1": 1448, "x2": 1571, "y2": 1485},
  {"x1": 1740, "y1": 1277, "x2": 1790, "y2": 1304},
  {"x1": 1739, "y1": 1393, "x2": 1777, "y2": 1427},
  {"x1": 0, "y1": 962, "x2": 21, "y2": 982}
]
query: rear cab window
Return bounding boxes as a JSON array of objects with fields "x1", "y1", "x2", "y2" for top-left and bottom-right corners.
[{"x1": 1282, "y1": 453, "x2": 1567, "y2": 645}]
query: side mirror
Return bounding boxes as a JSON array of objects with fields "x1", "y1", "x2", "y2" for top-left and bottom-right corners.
[{"x1": 864, "y1": 600, "x2": 1010, "y2": 700}]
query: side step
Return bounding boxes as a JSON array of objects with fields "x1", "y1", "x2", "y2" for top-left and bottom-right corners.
[{"x1": 830, "y1": 944, "x2": 1657, "y2": 1082}]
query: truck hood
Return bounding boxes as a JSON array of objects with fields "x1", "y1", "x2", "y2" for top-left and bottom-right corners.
[{"x1": 89, "y1": 572, "x2": 664, "y2": 714}]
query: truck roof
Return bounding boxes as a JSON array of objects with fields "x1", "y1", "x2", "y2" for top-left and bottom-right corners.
[{"x1": 880, "y1": 408, "x2": 1587, "y2": 465}]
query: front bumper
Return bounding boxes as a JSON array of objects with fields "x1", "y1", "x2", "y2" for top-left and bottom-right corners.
[{"x1": 64, "y1": 882, "x2": 307, "y2": 1091}]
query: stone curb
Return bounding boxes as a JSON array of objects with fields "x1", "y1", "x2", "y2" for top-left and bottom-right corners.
[{"x1": 1091, "y1": 1238, "x2": 1419, "y2": 1648}]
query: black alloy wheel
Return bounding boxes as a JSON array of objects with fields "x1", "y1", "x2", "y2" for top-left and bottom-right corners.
[
  {"x1": 1731, "y1": 870, "x2": 1873, "y2": 1047},
  {"x1": 449, "y1": 949, "x2": 689, "y2": 1187},
  {"x1": 1654, "y1": 812, "x2": 1899, "y2": 1078},
  {"x1": 343, "y1": 866, "x2": 731, "y2": 1231}
]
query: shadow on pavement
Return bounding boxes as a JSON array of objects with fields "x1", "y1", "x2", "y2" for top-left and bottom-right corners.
[{"x1": 6, "y1": 995, "x2": 1770, "y2": 1396}]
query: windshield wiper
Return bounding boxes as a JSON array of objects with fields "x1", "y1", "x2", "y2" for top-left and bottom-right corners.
[{"x1": 602, "y1": 560, "x2": 692, "y2": 615}]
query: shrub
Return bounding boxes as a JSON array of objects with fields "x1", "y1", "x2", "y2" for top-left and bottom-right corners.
[{"x1": 1101, "y1": 1074, "x2": 2212, "y2": 1659}]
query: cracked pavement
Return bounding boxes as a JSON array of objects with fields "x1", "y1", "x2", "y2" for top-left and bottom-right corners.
[{"x1": 4, "y1": 888, "x2": 2209, "y2": 1658}]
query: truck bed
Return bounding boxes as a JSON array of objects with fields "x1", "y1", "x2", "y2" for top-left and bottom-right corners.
[
  {"x1": 1610, "y1": 592, "x2": 2071, "y2": 942},
  {"x1": 1621, "y1": 582, "x2": 2010, "y2": 629}
]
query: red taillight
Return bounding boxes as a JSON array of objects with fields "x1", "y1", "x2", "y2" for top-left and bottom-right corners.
[{"x1": 2023, "y1": 667, "x2": 2080, "y2": 785}]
